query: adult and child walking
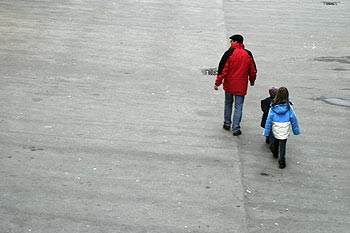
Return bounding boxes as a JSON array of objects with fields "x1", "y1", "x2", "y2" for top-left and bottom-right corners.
[{"x1": 214, "y1": 34, "x2": 300, "y2": 169}]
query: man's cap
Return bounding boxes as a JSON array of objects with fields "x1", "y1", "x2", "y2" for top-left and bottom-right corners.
[{"x1": 229, "y1": 34, "x2": 244, "y2": 43}]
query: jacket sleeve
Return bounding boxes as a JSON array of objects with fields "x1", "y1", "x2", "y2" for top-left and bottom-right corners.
[
  {"x1": 215, "y1": 58, "x2": 230, "y2": 86},
  {"x1": 261, "y1": 98, "x2": 271, "y2": 113},
  {"x1": 261, "y1": 99, "x2": 265, "y2": 111},
  {"x1": 260, "y1": 98, "x2": 270, "y2": 128},
  {"x1": 263, "y1": 109, "x2": 273, "y2": 136},
  {"x1": 289, "y1": 108, "x2": 300, "y2": 135},
  {"x1": 245, "y1": 50, "x2": 257, "y2": 83},
  {"x1": 217, "y1": 48, "x2": 234, "y2": 75}
]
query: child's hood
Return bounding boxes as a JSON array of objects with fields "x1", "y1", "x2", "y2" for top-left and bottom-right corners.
[{"x1": 271, "y1": 103, "x2": 289, "y2": 115}]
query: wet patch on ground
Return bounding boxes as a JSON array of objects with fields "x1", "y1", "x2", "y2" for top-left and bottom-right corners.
[
  {"x1": 314, "y1": 56, "x2": 350, "y2": 64},
  {"x1": 23, "y1": 145, "x2": 44, "y2": 151},
  {"x1": 32, "y1": 98, "x2": 43, "y2": 102},
  {"x1": 322, "y1": 98, "x2": 350, "y2": 107},
  {"x1": 322, "y1": 1, "x2": 340, "y2": 5},
  {"x1": 260, "y1": 172, "x2": 270, "y2": 176},
  {"x1": 333, "y1": 68, "x2": 350, "y2": 71}
]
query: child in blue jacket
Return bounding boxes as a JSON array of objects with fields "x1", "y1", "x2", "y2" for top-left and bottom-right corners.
[{"x1": 263, "y1": 87, "x2": 300, "y2": 169}]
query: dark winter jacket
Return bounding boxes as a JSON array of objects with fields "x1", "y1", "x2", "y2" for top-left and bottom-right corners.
[{"x1": 260, "y1": 96, "x2": 274, "y2": 128}]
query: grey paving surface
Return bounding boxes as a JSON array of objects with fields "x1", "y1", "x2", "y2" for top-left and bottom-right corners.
[
  {"x1": 223, "y1": 1, "x2": 350, "y2": 232},
  {"x1": 0, "y1": 0, "x2": 349, "y2": 233},
  {"x1": 0, "y1": 1, "x2": 245, "y2": 233}
]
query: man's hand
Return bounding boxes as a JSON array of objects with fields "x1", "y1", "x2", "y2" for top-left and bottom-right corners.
[
  {"x1": 250, "y1": 81, "x2": 255, "y2": 86},
  {"x1": 214, "y1": 85, "x2": 219, "y2": 90}
]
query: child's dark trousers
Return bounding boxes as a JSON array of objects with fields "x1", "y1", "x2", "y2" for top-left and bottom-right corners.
[{"x1": 272, "y1": 139, "x2": 287, "y2": 161}]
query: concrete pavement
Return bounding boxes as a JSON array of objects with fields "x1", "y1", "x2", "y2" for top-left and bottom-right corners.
[
  {"x1": 0, "y1": 1, "x2": 245, "y2": 232},
  {"x1": 223, "y1": 1, "x2": 350, "y2": 232},
  {"x1": 0, "y1": 0, "x2": 349, "y2": 233}
]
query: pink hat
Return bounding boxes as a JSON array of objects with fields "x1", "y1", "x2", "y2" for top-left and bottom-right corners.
[{"x1": 269, "y1": 86, "x2": 278, "y2": 97}]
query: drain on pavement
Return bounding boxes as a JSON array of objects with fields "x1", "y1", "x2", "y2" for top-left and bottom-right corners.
[
  {"x1": 201, "y1": 68, "x2": 217, "y2": 75},
  {"x1": 322, "y1": 98, "x2": 350, "y2": 107}
]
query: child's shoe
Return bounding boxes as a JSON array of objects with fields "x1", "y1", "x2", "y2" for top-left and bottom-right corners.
[{"x1": 278, "y1": 160, "x2": 286, "y2": 169}]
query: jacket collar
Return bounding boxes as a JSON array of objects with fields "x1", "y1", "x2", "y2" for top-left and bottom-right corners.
[{"x1": 230, "y1": 43, "x2": 245, "y2": 49}]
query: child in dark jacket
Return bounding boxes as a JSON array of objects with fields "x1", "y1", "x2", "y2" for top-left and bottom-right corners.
[
  {"x1": 263, "y1": 87, "x2": 300, "y2": 169},
  {"x1": 261, "y1": 86, "x2": 278, "y2": 143}
]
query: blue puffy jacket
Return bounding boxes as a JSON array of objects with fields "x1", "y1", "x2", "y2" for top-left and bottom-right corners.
[{"x1": 263, "y1": 102, "x2": 300, "y2": 139}]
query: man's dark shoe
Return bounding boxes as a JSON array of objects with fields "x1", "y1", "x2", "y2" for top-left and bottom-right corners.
[
  {"x1": 223, "y1": 124, "x2": 230, "y2": 130},
  {"x1": 278, "y1": 160, "x2": 286, "y2": 169},
  {"x1": 233, "y1": 130, "x2": 242, "y2": 136}
]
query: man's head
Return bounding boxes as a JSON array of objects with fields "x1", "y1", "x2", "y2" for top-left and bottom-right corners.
[{"x1": 229, "y1": 34, "x2": 244, "y2": 44}]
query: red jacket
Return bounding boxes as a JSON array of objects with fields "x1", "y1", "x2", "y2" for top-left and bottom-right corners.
[{"x1": 215, "y1": 43, "x2": 257, "y2": 96}]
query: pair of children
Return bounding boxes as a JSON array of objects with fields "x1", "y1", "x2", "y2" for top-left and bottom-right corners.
[{"x1": 261, "y1": 86, "x2": 300, "y2": 169}]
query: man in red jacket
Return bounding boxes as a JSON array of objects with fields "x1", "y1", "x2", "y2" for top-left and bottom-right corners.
[{"x1": 214, "y1": 34, "x2": 257, "y2": 136}]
